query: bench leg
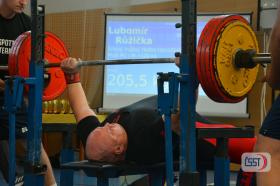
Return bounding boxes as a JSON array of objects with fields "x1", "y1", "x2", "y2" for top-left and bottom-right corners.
[
  {"x1": 97, "y1": 177, "x2": 109, "y2": 186},
  {"x1": 149, "y1": 171, "x2": 164, "y2": 186},
  {"x1": 199, "y1": 169, "x2": 207, "y2": 186},
  {"x1": 214, "y1": 138, "x2": 230, "y2": 186},
  {"x1": 25, "y1": 174, "x2": 45, "y2": 186},
  {"x1": 60, "y1": 149, "x2": 74, "y2": 186},
  {"x1": 214, "y1": 157, "x2": 230, "y2": 186}
]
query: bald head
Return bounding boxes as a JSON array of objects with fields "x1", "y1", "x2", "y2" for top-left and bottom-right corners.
[{"x1": 85, "y1": 123, "x2": 128, "y2": 162}]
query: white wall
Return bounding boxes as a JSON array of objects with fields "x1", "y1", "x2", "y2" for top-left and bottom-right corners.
[
  {"x1": 34, "y1": 0, "x2": 129, "y2": 13},
  {"x1": 26, "y1": 0, "x2": 175, "y2": 14},
  {"x1": 26, "y1": 0, "x2": 279, "y2": 29},
  {"x1": 260, "y1": 0, "x2": 278, "y2": 29},
  {"x1": 130, "y1": 0, "x2": 173, "y2": 5},
  {"x1": 27, "y1": 0, "x2": 278, "y2": 29}
]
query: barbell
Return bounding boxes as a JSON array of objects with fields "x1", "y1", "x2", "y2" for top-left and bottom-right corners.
[{"x1": 3, "y1": 15, "x2": 271, "y2": 102}]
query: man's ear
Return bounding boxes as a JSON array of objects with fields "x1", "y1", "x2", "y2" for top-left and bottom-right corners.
[{"x1": 114, "y1": 145, "x2": 124, "y2": 155}]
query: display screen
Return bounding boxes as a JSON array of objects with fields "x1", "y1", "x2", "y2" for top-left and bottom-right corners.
[{"x1": 102, "y1": 14, "x2": 251, "y2": 117}]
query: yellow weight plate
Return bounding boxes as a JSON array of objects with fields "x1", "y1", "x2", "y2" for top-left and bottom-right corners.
[{"x1": 213, "y1": 20, "x2": 259, "y2": 98}]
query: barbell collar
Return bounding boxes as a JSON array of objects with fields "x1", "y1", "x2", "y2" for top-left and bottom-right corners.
[
  {"x1": 234, "y1": 49, "x2": 258, "y2": 69},
  {"x1": 234, "y1": 49, "x2": 271, "y2": 69}
]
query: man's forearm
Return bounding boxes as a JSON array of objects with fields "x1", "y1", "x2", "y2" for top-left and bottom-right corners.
[
  {"x1": 61, "y1": 58, "x2": 96, "y2": 122},
  {"x1": 67, "y1": 83, "x2": 96, "y2": 122}
]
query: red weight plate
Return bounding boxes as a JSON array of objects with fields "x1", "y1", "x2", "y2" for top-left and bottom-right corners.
[
  {"x1": 198, "y1": 16, "x2": 225, "y2": 101},
  {"x1": 206, "y1": 16, "x2": 237, "y2": 102},
  {"x1": 208, "y1": 16, "x2": 248, "y2": 102},
  {"x1": 213, "y1": 17, "x2": 249, "y2": 102},
  {"x1": 8, "y1": 43, "x2": 16, "y2": 76},
  {"x1": 197, "y1": 15, "x2": 247, "y2": 103},
  {"x1": 197, "y1": 15, "x2": 219, "y2": 93},
  {"x1": 196, "y1": 30, "x2": 204, "y2": 86},
  {"x1": 196, "y1": 18, "x2": 215, "y2": 98},
  {"x1": 43, "y1": 32, "x2": 68, "y2": 100},
  {"x1": 203, "y1": 16, "x2": 234, "y2": 102},
  {"x1": 196, "y1": 14, "x2": 211, "y2": 86},
  {"x1": 14, "y1": 32, "x2": 68, "y2": 101},
  {"x1": 197, "y1": 22, "x2": 215, "y2": 100},
  {"x1": 8, "y1": 32, "x2": 28, "y2": 76},
  {"x1": 197, "y1": 16, "x2": 231, "y2": 102}
]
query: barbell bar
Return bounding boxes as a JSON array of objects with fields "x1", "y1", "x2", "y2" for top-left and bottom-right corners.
[
  {"x1": 0, "y1": 51, "x2": 271, "y2": 72},
  {"x1": 0, "y1": 58, "x2": 175, "y2": 71},
  {"x1": 0, "y1": 66, "x2": 9, "y2": 71},
  {"x1": 45, "y1": 58, "x2": 175, "y2": 67},
  {"x1": 252, "y1": 53, "x2": 271, "y2": 64}
]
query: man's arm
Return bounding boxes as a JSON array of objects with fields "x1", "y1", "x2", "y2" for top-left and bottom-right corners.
[
  {"x1": 267, "y1": 3, "x2": 280, "y2": 89},
  {"x1": 61, "y1": 58, "x2": 96, "y2": 122},
  {"x1": 67, "y1": 83, "x2": 96, "y2": 122}
]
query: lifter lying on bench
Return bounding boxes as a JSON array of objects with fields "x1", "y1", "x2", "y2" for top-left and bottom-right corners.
[{"x1": 61, "y1": 57, "x2": 256, "y2": 165}]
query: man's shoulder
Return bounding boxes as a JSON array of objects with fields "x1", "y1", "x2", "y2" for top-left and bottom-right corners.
[
  {"x1": 120, "y1": 96, "x2": 158, "y2": 112},
  {"x1": 126, "y1": 107, "x2": 161, "y2": 124},
  {"x1": 78, "y1": 115, "x2": 100, "y2": 125}
]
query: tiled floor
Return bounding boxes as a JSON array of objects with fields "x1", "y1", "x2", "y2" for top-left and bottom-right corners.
[{"x1": 0, "y1": 169, "x2": 238, "y2": 186}]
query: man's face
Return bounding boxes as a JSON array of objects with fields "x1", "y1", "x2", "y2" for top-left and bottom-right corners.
[
  {"x1": 86, "y1": 123, "x2": 128, "y2": 162},
  {"x1": 94, "y1": 123, "x2": 125, "y2": 148},
  {"x1": 3, "y1": 0, "x2": 28, "y2": 13}
]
